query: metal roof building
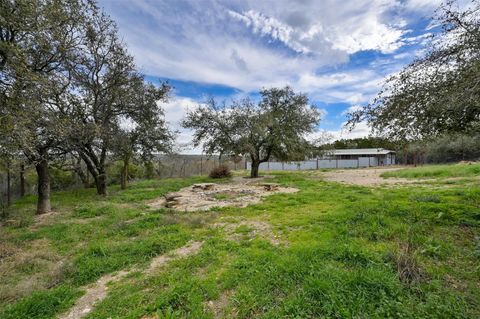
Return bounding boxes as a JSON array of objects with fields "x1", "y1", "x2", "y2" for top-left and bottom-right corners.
[{"x1": 323, "y1": 148, "x2": 396, "y2": 166}]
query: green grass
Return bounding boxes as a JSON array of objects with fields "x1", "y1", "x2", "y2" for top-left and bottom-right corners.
[
  {"x1": 1, "y1": 168, "x2": 479, "y2": 318},
  {"x1": 381, "y1": 162, "x2": 480, "y2": 179}
]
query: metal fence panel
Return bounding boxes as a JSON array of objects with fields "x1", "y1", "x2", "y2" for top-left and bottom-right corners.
[
  {"x1": 337, "y1": 159, "x2": 358, "y2": 168},
  {"x1": 318, "y1": 160, "x2": 337, "y2": 169}
]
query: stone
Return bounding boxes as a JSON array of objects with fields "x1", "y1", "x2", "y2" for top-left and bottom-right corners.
[
  {"x1": 164, "y1": 193, "x2": 182, "y2": 201},
  {"x1": 259, "y1": 183, "x2": 279, "y2": 191},
  {"x1": 192, "y1": 183, "x2": 216, "y2": 191}
]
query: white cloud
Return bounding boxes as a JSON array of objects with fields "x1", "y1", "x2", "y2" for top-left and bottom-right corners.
[
  {"x1": 228, "y1": 1, "x2": 409, "y2": 55},
  {"x1": 329, "y1": 121, "x2": 371, "y2": 141},
  {"x1": 161, "y1": 97, "x2": 202, "y2": 154},
  {"x1": 341, "y1": 105, "x2": 363, "y2": 116},
  {"x1": 100, "y1": 0, "x2": 435, "y2": 95},
  {"x1": 308, "y1": 120, "x2": 371, "y2": 144},
  {"x1": 296, "y1": 69, "x2": 386, "y2": 104}
]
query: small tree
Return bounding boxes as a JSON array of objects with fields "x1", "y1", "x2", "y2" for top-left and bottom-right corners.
[
  {"x1": 183, "y1": 87, "x2": 321, "y2": 177},
  {"x1": 111, "y1": 82, "x2": 174, "y2": 189},
  {"x1": 65, "y1": 7, "x2": 172, "y2": 195}
]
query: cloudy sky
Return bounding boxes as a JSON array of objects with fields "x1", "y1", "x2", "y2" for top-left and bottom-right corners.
[{"x1": 99, "y1": 0, "x2": 444, "y2": 153}]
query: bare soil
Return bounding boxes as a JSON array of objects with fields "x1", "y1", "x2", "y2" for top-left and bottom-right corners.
[
  {"x1": 204, "y1": 289, "x2": 235, "y2": 318},
  {"x1": 148, "y1": 176, "x2": 298, "y2": 212},
  {"x1": 322, "y1": 167, "x2": 416, "y2": 186},
  {"x1": 59, "y1": 241, "x2": 203, "y2": 319}
]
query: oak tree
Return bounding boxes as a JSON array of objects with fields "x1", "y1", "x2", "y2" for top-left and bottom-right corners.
[
  {"x1": 348, "y1": 0, "x2": 480, "y2": 141},
  {"x1": 183, "y1": 87, "x2": 321, "y2": 177}
]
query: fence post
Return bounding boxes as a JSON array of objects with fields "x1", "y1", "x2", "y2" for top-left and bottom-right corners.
[
  {"x1": 316, "y1": 158, "x2": 319, "y2": 170},
  {"x1": 6, "y1": 160, "x2": 11, "y2": 206},
  {"x1": 20, "y1": 164, "x2": 25, "y2": 197}
]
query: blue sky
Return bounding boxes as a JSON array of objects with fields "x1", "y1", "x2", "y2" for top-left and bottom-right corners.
[{"x1": 99, "y1": 0, "x2": 444, "y2": 153}]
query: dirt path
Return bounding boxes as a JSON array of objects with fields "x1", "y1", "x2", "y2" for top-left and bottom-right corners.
[
  {"x1": 58, "y1": 241, "x2": 203, "y2": 319},
  {"x1": 322, "y1": 167, "x2": 416, "y2": 186}
]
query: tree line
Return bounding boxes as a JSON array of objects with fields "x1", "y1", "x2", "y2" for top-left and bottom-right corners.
[
  {"x1": 0, "y1": 0, "x2": 174, "y2": 213},
  {"x1": 0, "y1": 0, "x2": 322, "y2": 213}
]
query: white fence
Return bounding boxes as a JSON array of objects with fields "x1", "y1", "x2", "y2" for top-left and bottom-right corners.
[{"x1": 246, "y1": 157, "x2": 390, "y2": 171}]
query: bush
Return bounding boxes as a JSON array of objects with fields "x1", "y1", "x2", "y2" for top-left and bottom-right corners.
[{"x1": 209, "y1": 164, "x2": 231, "y2": 178}]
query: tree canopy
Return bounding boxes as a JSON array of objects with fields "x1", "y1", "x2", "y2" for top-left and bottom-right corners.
[
  {"x1": 348, "y1": 0, "x2": 480, "y2": 141},
  {"x1": 0, "y1": 0, "x2": 173, "y2": 212},
  {"x1": 183, "y1": 87, "x2": 321, "y2": 177}
]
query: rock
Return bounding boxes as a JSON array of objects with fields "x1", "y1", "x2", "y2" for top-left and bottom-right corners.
[
  {"x1": 259, "y1": 183, "x2": 279, "y2": 191},
  {"x1": 165, "y1": 201, "x2": 178, "y2": 208},
  {"x1": 192, "y1": 183, "x2": 216, "y2": 191},
  {"x1": 164, "y1": 192, "x2": 182, "y2": 200}
]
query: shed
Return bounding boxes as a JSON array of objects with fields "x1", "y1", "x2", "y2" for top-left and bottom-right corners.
[{"x1": 323, "y1": 148, "x2": 396, "y2": 166}]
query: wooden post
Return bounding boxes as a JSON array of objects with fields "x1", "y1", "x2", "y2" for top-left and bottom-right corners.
[
  {"x1": 6, "y1": 160, "x2": 11, "y2": 206},
  {"x1": 20, "y1": 163, "x2": 25, "y2": 197}
]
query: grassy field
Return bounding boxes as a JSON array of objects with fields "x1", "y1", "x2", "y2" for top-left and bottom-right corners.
[
  {"x1": 0, "y1": 166, "x2": 479, "y2": 318},
  {"x1": 381, "y1": 162, "x2": 480, "y2": 179}
]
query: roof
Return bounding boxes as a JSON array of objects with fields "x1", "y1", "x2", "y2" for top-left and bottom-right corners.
[{"x1": 327, "y1": 148, "x2": 396, "y2": 156}]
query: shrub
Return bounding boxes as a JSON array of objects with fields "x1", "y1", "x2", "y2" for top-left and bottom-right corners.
[{"x1": 209, "y1": 164, "x2": 231, "y2": 178}]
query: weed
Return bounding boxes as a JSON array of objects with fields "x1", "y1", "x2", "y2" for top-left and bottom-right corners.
[
  {"x1": 209, "y1": 165, "x2": 232, "y2": 179},
  {"x1": 390, "y1": 243, "x2": 426, "y2": 285}
]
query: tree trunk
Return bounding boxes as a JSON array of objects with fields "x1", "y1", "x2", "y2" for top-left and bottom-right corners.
[
  {"x1": 20, "y1": 164, "x2": 25, "y2": 197},
  {"x1": 79, "y1": 152, "x2": 107, "y2": 196},
  {"x1": 95, "y1": 169, "x2": 107, "y2": 196},
  {"x1": 120, "y1": 157, "x2": 129, "y2": 190},
  {"x1": 250, "y1": 160, "x2": 260, "y2": 178},
  {"x1": 35, "y1": 159, "x2": 51, "y2": 214}
]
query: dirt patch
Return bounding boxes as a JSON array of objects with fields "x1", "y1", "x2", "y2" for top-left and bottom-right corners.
[
  {"x1": 59, "y1": 241, "x2": 203, "y2": 319},
  {"x1": 205, "y1": 290, "x2": 235, "y2": 318},
  {"x1": 148, "y1": 178, "x2": 298, "y2": 212},
  {"x1": 214, "y1": 219, "x2": 284, "y2": 246},
  {"x1": 322, "y1": 167, "x2": 417, "y2": 186}
]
